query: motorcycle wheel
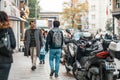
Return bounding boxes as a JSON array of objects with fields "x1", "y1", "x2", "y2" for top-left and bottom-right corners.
[
  {"x1": 64, "y1": 62, "x2": 70, "y2": 73},
  {"x1": 91, "y1": 75, "x2": 100, "y2": 80},
  {"x1": 68, "y1": 43, "x2": 75, "y2": 57},
  {"x1": 105, "y1": 72, "x2": 113, "y2": 80},
  {"x1": 60, "y1": 53, "x2": 65, "y2": 65},
  {"x1": 73, "y1": 63, "x2": 87, "y2": 80}
]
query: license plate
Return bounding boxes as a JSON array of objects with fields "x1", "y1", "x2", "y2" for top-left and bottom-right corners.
[{"x1": 105, "y1": 62, "x2": 116, "y2": 70}]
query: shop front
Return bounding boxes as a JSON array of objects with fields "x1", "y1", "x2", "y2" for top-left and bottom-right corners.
[{"x1": 0, "y1": 0, "x2": 26, "y2": 51}]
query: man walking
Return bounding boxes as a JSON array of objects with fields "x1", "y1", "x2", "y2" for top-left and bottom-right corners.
[
  {"x1": 45, "y1": 20, "x2": 63, "y2": 78},
  {"x1": 24, "y1": 20, "x2": 43, "y2": 71}
]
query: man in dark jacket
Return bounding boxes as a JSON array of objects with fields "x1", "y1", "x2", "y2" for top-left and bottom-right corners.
[
  {"x1": 45, "y1": 20, "x2": 63, "y2": 78},
  {"x1": 24, "y1": 21, "x2": 43, "y2": 71}
]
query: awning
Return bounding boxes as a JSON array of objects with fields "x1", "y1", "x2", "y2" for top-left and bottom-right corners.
[
  {"x1": 8, "y1": 16, "x2": 27, "y2": 22},
  {"x1": 112, "y1": 11, "x2": 120, "y2": 19},
  {"x1": 112, "y1": 11, "x2": 120, "y2": 15}
]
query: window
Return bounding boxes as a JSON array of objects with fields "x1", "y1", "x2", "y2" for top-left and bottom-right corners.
[
  {"x1": 0, "y1": 0, "x2": 1, "y2": 10},
  {"x1": 14, "y1": 0, "x2": 19, "y2": 7},
  {"x1": 109, "y1": 0, "x2": 111, "y2": 5},
  {"x1": 91, "y1": 5, "x2": 95, "y2": 11},
  {"x1": 116, "y1": 0, "x2": 120, "y2": 8},
  {"x1": 92, "y1": 15, "x2": 95, "y2": 19},
  {"x1": 92, "y1": 24, "x2": 96, "y2": 28},
  {"x1": 14, "y1": 0, "x2": 16, "y2": 3}
]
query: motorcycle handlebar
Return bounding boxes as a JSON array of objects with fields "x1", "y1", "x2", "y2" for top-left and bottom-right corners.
[
  {"x1": 69, "y1": 39, "x2": 86, "y2": 47},
  {"x1": 64, "y1": 38, "x2": 92, "y2": 48},
  {"x1": 64, "y1": 38, "x2": 75, "y2": 44}
]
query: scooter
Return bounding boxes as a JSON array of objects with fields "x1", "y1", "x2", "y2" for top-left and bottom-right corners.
[
  {"x1": 63, "y1": 39, "x2": 77, "y2": 72},
  {"x1": 63, "y1": 33, "x2": 93, "y2": 73},
  {"x1": 60, "y1": 29, "x2": 73, "y2": 65}
]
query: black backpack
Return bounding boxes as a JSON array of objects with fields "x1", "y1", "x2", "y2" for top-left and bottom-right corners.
[{"x1": 0, "y1": 31, "x2": 12, "y2": 57}]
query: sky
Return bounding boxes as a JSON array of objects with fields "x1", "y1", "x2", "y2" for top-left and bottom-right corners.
[{"x1": 39, "y1": 0, "x2": 70, "y2": 12}]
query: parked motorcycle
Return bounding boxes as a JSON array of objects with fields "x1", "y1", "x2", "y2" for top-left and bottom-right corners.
[
  {"x1": 63, "y1": 38, "x2": 77, "y2": 72},
  {"x1": 60, "y1": 29, "x2": 73, "y2": 65},
  {"x1": 72, "y1": 38, "x2": 100, "y2": 80},
  {"x1": 72, "y1": 39, "x2": 120, "y2": 80},
  {"x1": 63, "y1": 31, "x2": 93, "y2": 73},
  {"x1": 109, "y1": 41, "x2": 120, "y2": 79},
  {"x1": 62, "y1": 36, "x2": 91, "y2": 73}
]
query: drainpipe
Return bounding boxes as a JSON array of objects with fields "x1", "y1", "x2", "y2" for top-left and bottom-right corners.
[
  {"x1": 113, "y1": 15, "x2": 115, "y2": 35},
  {"x1": 0, "y1": 0, "x2": 1, "y2": 10}
]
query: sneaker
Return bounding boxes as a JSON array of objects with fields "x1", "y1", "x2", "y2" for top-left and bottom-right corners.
[
  {"x1": 50, "y1": 70, "x2": 55, "y2": 76},
  {"x1": 31, "y1": 66, "x2": 36, "y2": 71},
  {"x1": 39, "y1": 61, "x2": 42, "y2": 64},
  {"x1": 55, "y1": 74, "x2": 58, "y2": 78}
]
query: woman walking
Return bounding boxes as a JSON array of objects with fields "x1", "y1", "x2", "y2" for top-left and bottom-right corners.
[{"x1": 0, "y1": 11, "x2": 16, "y2": 80}]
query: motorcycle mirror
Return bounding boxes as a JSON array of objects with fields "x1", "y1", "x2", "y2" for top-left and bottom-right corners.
[
  {"x1": 65, "y1": 29, "x2": 71, "y2": 34},
  {"x1": 88, "y1": 42, "x2": 92, "y2": 45}
]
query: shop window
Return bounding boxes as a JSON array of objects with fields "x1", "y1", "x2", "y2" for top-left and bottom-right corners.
[
  {"x1": 92, "y1": 24, "x2": 96, "y2": 28},
  {"x1": 91, "y1": 5, "x2": 95, "y2": 11},
  {"x1": 116, "y1": 0, "x2": 120, "y2": 8},
  {"x1": 92, "y1": 15, "x2": 95, "y2": 20}
]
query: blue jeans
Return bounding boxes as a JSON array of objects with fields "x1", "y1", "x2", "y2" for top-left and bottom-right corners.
[
  {"x1": 0, "y1": 63, "x2": 11, "y2": 80},
  {"x1": 49, "y1": 49, "x2": 62, "y2": 75}
]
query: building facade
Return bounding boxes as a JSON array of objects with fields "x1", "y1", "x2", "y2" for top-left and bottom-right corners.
[
  {"x1": 112, "y1": 0, "x2": 120, "y2": 35},
  {"x1": 0, "y1": 0, "x2": 29, "y2": 51},
  {"x1": 39, "y1": 12, "x2": 62, "y2": 29},
  {"x1": 88, "y1": 0, "x2": 112, "y2": 34},
  {"x1": 19, "y1": 0, "x2": 29, "y2": 40},
  {"x1": 70, "y1": 0, "x2": 88, "y2": 30}
]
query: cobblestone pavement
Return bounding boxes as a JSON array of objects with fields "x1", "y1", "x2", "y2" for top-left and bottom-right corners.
[{"x1": 8, "y1": 52, "x2": 76, "y2": 80}]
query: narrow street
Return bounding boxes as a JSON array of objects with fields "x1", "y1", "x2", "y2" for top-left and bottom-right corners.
[{"x1": 8, "y1": 52, "x2": 75, "y2": 80}]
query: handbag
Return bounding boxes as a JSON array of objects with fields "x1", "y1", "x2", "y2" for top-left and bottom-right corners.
[{"x1": 0, "y1": 31, "x2": 12, "y2": 57}]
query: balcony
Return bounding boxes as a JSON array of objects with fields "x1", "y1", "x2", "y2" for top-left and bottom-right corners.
[{"x1": 112, "y1": 0, "x2": 120, "y2": 19}]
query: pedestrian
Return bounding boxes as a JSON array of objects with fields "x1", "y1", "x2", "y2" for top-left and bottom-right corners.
[
  {"x1": 39, "y1": 29, "x2": 46, "y2": 64},
  {"x1": 0, "y1": 11, "x2": 16, "y2": 80},
  {"x1": 45, "y1": 20, "x2": 64, "y2": 78},
  {"x1": 24, "y1": 20, "x2": 43, "y2": 71},
  {"x1": 44, "y1": 30, "x2": 48, "y2": 39}
]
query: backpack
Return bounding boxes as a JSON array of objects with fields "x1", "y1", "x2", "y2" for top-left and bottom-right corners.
[
  {"x1": 52, "y1": 29, "x2": 62, "y2": 48},
  {"x1": 0, "y1": 31, "x2": 12, "y2": 57}
]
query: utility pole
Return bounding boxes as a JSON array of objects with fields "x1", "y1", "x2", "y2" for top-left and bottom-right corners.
[
  {"x1": 35, "y1": 0, "x2": 40, "y2": 19},
  {"x1": 35, "y1": 0, "x2": 37, "y2": 19},
  {"x1": 71, "y1": 0, "x2": 74, "y2": 28},
  {"x1": 0, "y1": 0, "x2": 1, "y2": 10},
  {"x1": 113, "y1": 16, "x2": 115, "y2": 35}
]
